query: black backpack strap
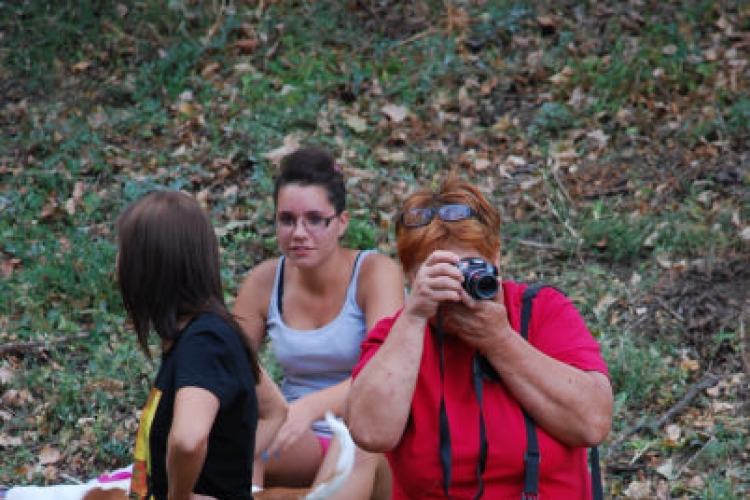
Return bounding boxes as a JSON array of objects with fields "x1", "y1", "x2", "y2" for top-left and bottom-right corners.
[
  {"x1": 590, "y1": 446, "x2": 603, "y2": 500},
  {"x1": 522, "y1": 407, "x2": 541, "y2": 500},
  {"x1": 520, "y1": 285, "x2": 544, "y2": 500},
  {"x1": 520, "y1": 284, "x2": 546, "y2": 342},
  {"x1": 519, "y1": 284, "x2": 604, "y2": 500}
]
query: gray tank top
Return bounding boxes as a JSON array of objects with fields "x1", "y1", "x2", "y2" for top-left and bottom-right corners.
[{"x1": 267, "y1": 250, "x2": 372, "y2": 437}]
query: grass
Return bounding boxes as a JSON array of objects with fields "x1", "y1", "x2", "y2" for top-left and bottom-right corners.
[{"x1": 1, "y1": 0, "x2": 748, "y2": 497}]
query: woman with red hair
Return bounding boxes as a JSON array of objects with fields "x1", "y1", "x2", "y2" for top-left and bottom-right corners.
[{"x1": 345, "y1": 177, "x2": 613, "y2": 499}]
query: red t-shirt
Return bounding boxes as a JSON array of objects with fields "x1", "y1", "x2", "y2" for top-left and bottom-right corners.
[{"x1": 352, "y1": 282, "x2": 609, "y2": 500}]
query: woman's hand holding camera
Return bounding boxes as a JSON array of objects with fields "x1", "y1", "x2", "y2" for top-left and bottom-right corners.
[
  {"x1": 440, "y1": 296, "x2": 515, "y2": 355},
  {"x1": 403, "y1": 250, "x2": 465, "y2": 321},
  {"x1": 404, "y1": 250, "x2": 515, "y2": 353}
]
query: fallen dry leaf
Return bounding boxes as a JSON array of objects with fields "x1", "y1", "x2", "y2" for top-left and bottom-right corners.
[
  {"x1": 72, "y1": 61, "x2": 92, "y2": 72},
  {"x1": 680, "y1": 358, "x2": 700, "y2": 372},
  {"x1": 39, "y1": 444, "x2": 62, "y2": 465},
  {"x1": 344, "y1": 114, "x2": 368, "y2": 133},
  {"x1": 594, "y1": 293, "x2": 617, "y2": 318},
  {"x1": 234, "y1": 38, "x2": 259, "y2": 53},
  {"x1": 587, "y1": 129, "x2": 610, "y2": 149},
  {"x1": 381, "y1": 104, "x2": 408, "y2": 123},
  {"x1": 263, "y1": 135, "x2": 300, "y2": 165},
  {"x1": 1, "y1": 258, "x2": 22, "y2": 277},
  {"x1": 0, "y1": 365, "x2": 12, "y2": 384},
  {"x1": 549, "y1": 66, "x2": 573, "y2": 85},
  {"x1": 665, "y1": 424, "x2": 681, "y2": 441},
  {"x1": 0, "y1": 434, "x2": 23, "y2": 447},
  {"x1": 624, "y1": 478, "x2": 652, "y2": 498}
]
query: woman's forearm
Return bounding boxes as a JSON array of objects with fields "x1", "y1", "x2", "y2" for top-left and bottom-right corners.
[
  {"x1": 167, "y1": 439, "x2": 207, "y2": 500},
  {"x1": 255, "y1": 369, "x2": 288, "y2": 457},
  {"x1": 345, "y1": 313, "x2": 427, "y2": 452},
  {"x1": 293, "y1": 378, "x2": 352, "y2": 420},
  {"x1": 483, "y1": 332, "x2": 613, "y2": 447},
  {"x1": 168, "y1": 388, "x2": 219, "y2": 500}
]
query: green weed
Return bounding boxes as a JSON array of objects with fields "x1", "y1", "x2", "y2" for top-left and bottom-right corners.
[
  {"x1": 529, "y1": 102, "x2": 579, "y2": 141},
  {"x1": 344, "y1": 217, "x2": 378, "y2": 250}
]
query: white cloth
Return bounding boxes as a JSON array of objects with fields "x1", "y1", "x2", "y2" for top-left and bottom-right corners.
[
  {"x1": 6, "y1": 466, "x2": 131, "y2": 500},
  {"x1": 4, "y1": 412, "x2": 354, "y2": 500}
]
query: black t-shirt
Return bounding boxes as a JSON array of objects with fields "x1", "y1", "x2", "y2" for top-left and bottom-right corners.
[{"x1": 130, "y1": 312, "x2": 258, "y2": 500}]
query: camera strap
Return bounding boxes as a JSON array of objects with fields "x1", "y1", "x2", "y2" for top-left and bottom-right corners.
[{"x1": 436, "y1": 308, "x2": 488, "y2": 500}]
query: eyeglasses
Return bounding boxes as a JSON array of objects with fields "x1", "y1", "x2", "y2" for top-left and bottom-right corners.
[
  {"x1": 276, "y1": 212, "x2": 338, "y2": 234},
  {"x1": 399, "y1": 204, "x2": 477, "y2": 228}
]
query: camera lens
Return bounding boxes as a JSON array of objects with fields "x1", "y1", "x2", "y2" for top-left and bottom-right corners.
[
  {"x1": 468, "y1": 272, "x2": 498, "y2": 300},
  {"x1": 456, "y1": 257, "x2": 498, "y2": 300}
]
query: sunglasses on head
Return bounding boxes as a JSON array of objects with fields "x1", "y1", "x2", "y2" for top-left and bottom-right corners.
[{"x1": 399, "y1": 203, "x2": 477, "y2": 228}]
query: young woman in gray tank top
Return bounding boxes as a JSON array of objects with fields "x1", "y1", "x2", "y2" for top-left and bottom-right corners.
[{"x1": 233, "y1": 147, "x2": 405, "y2": 500}]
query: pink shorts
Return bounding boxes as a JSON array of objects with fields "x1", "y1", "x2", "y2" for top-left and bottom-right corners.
[
  {"x1": 317, "y1": 435, "x2": 332, "y2": 456},
  {"x1": 263, "y1": 435, "x2": 331, "y2": 461}
]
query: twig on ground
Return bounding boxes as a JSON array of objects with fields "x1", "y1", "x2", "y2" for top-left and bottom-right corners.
[
  {"x1": 392, "y1": 28, "x2": 437, "y2": 49},
  {"x1": 549, "y1": 166, "x2": 574, "y2": 207},
  {"x1": 583, "y1": 186, "x2": 632, "y2": 199},
  {"x1": 60, "y1": 473, "x2": 84, "y2": 485},
  {"x1": 675, "y1": 435, "x2": 716, "y2": 480},
  {"x1": 515, "y1": 239, "x2": 564, "y2": 251},
  {"x1": 607, "y1": 373, "x2": 725, "y2": 453},
  {"x1": 655, "y1": 296, "x2": 685, "y2": 322},
  {"x1": 546, "y1": 198, "x2": 582, "y2": 242},
  {"x1": 0, "y1": 333, "x2": 90, "y2": 354},
  {"x1": 628, "y1": 440, "x2": 653, "y2": 466}
]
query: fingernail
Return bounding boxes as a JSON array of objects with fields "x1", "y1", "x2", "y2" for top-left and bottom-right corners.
[{"x1": 262, "y1": 451, "x2": 269, "y2": 461}]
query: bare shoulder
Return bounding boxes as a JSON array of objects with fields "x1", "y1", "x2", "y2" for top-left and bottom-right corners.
[
  {"x1": 235, "y1": 258, "x2": 280, "y2": 310},
  {"x1": 359, "y1": 251, "x2": 403, "y2": 283},
  {"x1": 357, "y1": 251, "x2": 405, "y2": 325}
]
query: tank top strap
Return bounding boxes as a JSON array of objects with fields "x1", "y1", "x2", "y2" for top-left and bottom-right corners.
[
  {"x1": 274, "y1": 251, "x2": 373, "y2": 316},
  {"x1": 345, "y1": 250, "x2": 373, "y2": 306},
  {"x1": 272, "y1": 256, "x2": 285, "y2": 316}
]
